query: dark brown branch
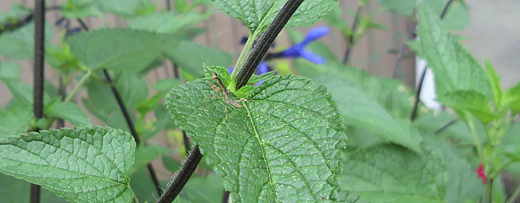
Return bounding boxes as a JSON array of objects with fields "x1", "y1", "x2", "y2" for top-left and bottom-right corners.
[
  {"x1": 158, "y1": 145, "x2": 203, "y2": 203},
  {"x1": 342, "y1": 5, "x2": 362, "y2": 64}
]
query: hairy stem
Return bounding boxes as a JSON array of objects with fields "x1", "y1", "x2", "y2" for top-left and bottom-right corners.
[
  {"x1": 158, "y1": 145, "x2": 203, "y2": 203},
  {"x1": 30, "y1": 0, "x2": 45, "y2": 202},
  {"x1": 234, "y1": 0, "x2": 305, "y2": 89}
]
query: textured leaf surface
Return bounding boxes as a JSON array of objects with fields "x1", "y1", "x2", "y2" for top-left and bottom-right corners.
[
  {"x1": 340, "y1": 144, "x2": 446, "y2": 203},
  {"x1": 210, "y1": 0, "x2": 337, "y2": 33},
  {"x1": 314, "y1": 73, "x2": 422, "y2": 153},
  {"x1": 0, "y1": 127, "x2": 135, "y2": 203},
  {"x1": 67, "y1": 28, "x2": 179, "y2": 71},
  {"x1": 45, "y1": 102, "x2": 93, "y2": 127},
  {"x1": 340, "y1": 136, "x2": 483, "y2": 203},
  {"x1": 415, "y1": 3, "x2": 491, "y2": 98},
  {"x1": 166, "y1": 74, "x2": 345, "y2": 202}
]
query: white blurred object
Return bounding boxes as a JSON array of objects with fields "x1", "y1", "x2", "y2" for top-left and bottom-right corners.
[{"x1": 415, "y1": 57, "x2": 442, "y2": 110}]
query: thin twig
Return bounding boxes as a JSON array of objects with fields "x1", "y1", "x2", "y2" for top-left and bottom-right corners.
[
  {"x1": 235, "y1": 0, "x2": 305, "y2": 88},
  {"x1": 103, "y1": 70, "x2": 162, "y2": 195},
  {"x1": 158, "y1": 145, "x2": 203, "y2": 203},
  {"x1": 76, "y1": 19, "x2": 163, "y2": 196},
  {"x1": 410, "y1": 66, "x2": 427, "y2": 121},
  {"x1": 30, "y1": 0, "x2": 45, "y2": 202},
  {"x1": 342, "y1": 5, "x2": 362, "y2": 64},
  {"x1": 433, "y1": 118, "x2": 457, "y2": 134},
  {"x1": 166, "y1": 0, "x2": 171, "y2": 11}
]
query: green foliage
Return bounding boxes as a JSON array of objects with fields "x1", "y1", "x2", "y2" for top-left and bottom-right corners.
[
  {"x1": 0, "y1": 127, "x2": 136, "y2": 203},
  {"x1": 340, "y1": 137, "x2": 483, "y2": 203},
  {"x1": 62, "y1": 0, "x2": 104, "y2": 19},
  {"x1": 164, "y1": 41, "x2": 234, "y2": 77},
  {"x1": 0, "y1": 102, "x2": 32, "y2": 139},
  {"x1": 129, "y1": 11, "x2": 212, "y2": 34},
  {"x1": 45, "y1": 102, "x2": 93, "y2": 127},
  {"x1": 210, "y1": 0, "x2": 338, "y2": 33},
  {"x1": 0, "y1": 21, "x2": 54, "y2": 59},
  {"x1": 67, "y1": 28, "x2": 180, "y2": 71},
  {"x1": 166, "y1": 69, "x2": 346, "y2": 202}
]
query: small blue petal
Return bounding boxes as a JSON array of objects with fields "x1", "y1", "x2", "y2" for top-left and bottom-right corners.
[
  {"x1": 228, "y1": 67, "x2": 234, "y2": 74},
  {"x1": 257, "y1": 62, "x2": 270, "y2": 74},
  {"x1": 300, "y1": 26, "x2": 330, "y2": 46},
  {"x1": 300, "y1": 49, "x2": 326, "y2": 64},
  {"x1": 240, "y1": 37, "x2": 248, "y2": 45},
  {"x1": 280, "y1": 44, "x2": 304, "y2": 58}
]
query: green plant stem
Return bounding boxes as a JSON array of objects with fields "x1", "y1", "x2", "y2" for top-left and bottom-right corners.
[
  {"x1": 506, "y1": 183, "x2": 520, "y2": 203},
  {"x1": 490, "y1": 160, "x2": 513, "y2": 179},
  {"x1": 158, "y1": 145, "x2": 203, "y2": 203},
  {"x1": 230, "y1": 31, "x2": 258, "y2": 82},
  {"x1": 485, "y1": 178, "x2": 493, "y2": 203},
  {"x1": 465, "y1": 112, "x2": 484, "y2": 163},
  {"x1": 64, "y1": 69, "x2": 91, "y2": 102},
  {"x1": 234, "y1": 0, "x2": 305, "y2": 89}
]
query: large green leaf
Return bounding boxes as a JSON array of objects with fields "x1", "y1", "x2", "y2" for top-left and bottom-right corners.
[
  {"x1": 0, "y1": 21, "x2": 54, "y2": 59},
  {"x1": 0, "y1": 127, "x2": 135, "y2": 202},
  {"x1": 166, "y1": 70, "x2": 346, "y2": 202},
  {"x1": 164, "y1": 40, "x2": 234, "y2": 77},
  {"x1": 414, "y1": 3, "x2": 491, "y2": 99},
  {"x1": 210, "y1": 0, "x2": 337, "y2": 33},
  {"x1": 95, "y1": 0, "x2": 149, "y2": 18},
  {"x1": 0, "y1": 102, "x2": 32, "y2": 139},
  {"x1": 314, "y1": 73, "x2": 422, "y2": 153},
  {"x1": 128, "y1": 11, "x2": 211, "y2": 34},
  {"x1": 67, "y1": 28, "x2": 179, "y2": 71},
  {"x1": 5, "y1": 80, "x2": 51, "y2": 106},
  {"x1": 340, "y1": 137, "x2": 484, "y2": 202},
  {"x1": 437, "y1": 90, "x2": 497, "y2": 123},
  {"x1": 45, "y1": 102, "x2": 93, "y2": 127},
  {"x1": 179, "y1": 175, "x2": 224, "y2": 203},
  {"x1": 0, "y1": 61, "x2": 21, "y2": 81}
]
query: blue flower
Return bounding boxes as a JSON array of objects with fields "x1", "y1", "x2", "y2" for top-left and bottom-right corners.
[{"x1": 278, "y1": 26, "x2": 329, "y2": 64}]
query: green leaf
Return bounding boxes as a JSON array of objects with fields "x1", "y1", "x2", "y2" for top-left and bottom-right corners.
[
  {"x1": 164, "y1": 40, "x2": 233, "y2": 77},
  {"x1": 166, "y1": 75, "x2": 346, "y2": 202},
  {"x1": 375, "y1": 0, "x2": 416, "y2": 16},
  {"x1": 503, "y1": 81, "x2": 520, "y2": 115},
  {"x1": 340, "y1": 136, "x2": 483, "y2": 203},
  {"x1": 0, "y1": 4, "x2": 32, "y2": 24},
  {"x1": 62, "y1": 0, "x2": 104, "y2": 19},
  {"x1": 0, "y1": 127, "x2": 136, "y2": 203},
  {"x1": 314, "y1": 73, "x2": 422, "y2": 153},
  {"x1": 437, "y1": 90, "x2": 497, "y2": 123},
  {"x1": 0, "y1": 22, "x2": 54, "y2": 59},
  {"x1": 95, "y1": 0, "x2": 143, "y2": 18},
  {"x1": 131, "y1": 145, "x2": 170, "y2": 173},
  {"x1": 485, "y1": 60, "x2": 502, "y2": 108},
  {"x1": 5, "y1": 80, "x2": 51, "y2": 106},
  {"x1": 130, "y1": 167, "x2": 167, "y2": 202},
  {"x1": 415, "y1": 3, "x2": 491, "y2": 98},
  {"x1": 67, "y1": 28, "x2": 180, "y2": 71},
  {"x1": 340, "y1": 144, "x2": 446, "y2": 203},
  {"x1": 45, "y1": 102, "x2": 93, "y2": 127},
  {"x1": 0, "y1": 102, "x2": 32, "y2": 139},
  {"x1": 129, "y1": 11, "x2": 211, "y2": 34},
  {"x1": 180, "y1": 175, "x2": 224, "y2": 203},
  {"x1": 210, "y1": 0, "x2": 338, "y2": 33},
  {"x1": 0, "y1": 61, "x2": 21, "y2": 81}
]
